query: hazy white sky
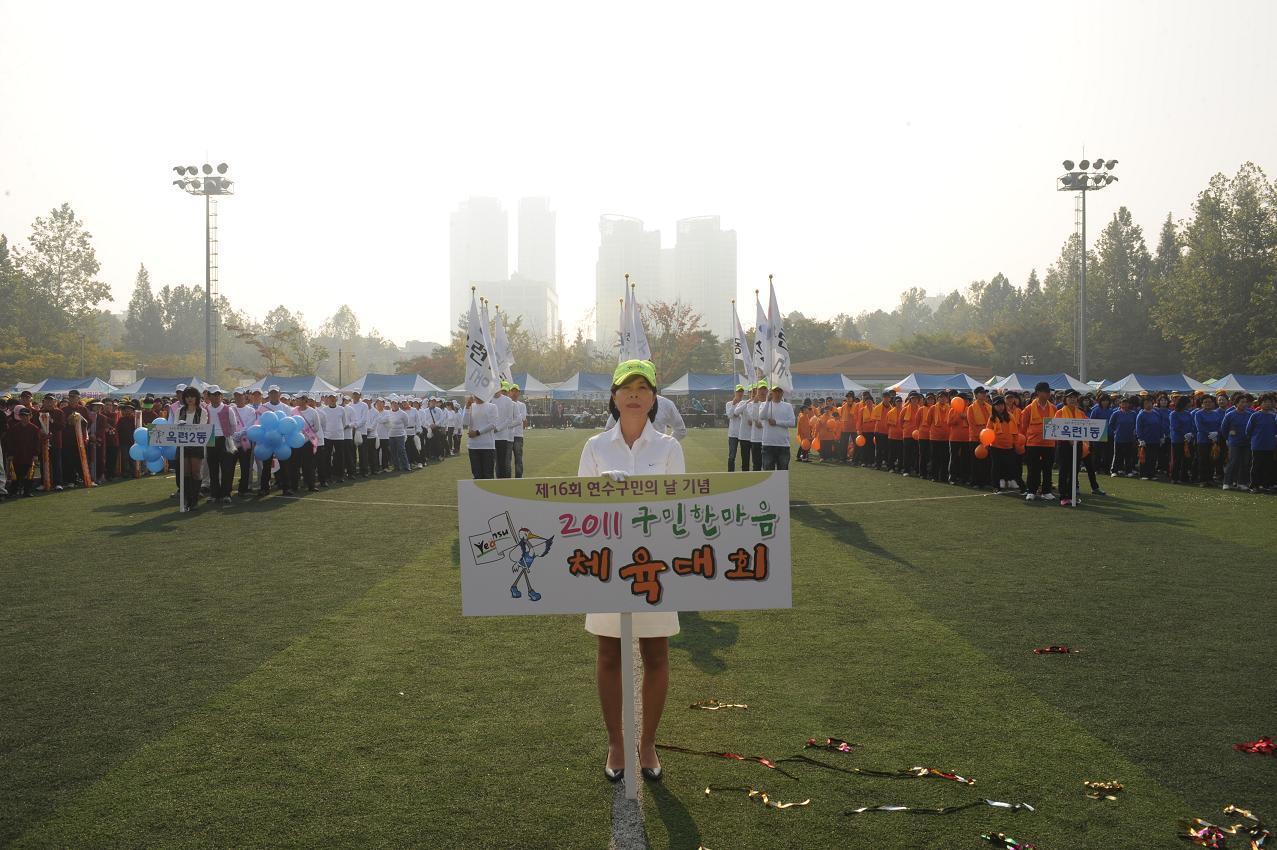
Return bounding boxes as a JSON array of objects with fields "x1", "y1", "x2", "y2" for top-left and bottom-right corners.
[{"x1": 2, "y1": 0, "x2": 1274, "y2": 346}]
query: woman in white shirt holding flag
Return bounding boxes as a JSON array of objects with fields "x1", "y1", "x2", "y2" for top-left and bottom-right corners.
[{"x1": 577, "y1": 359, "x2": 683, "y2": 784}]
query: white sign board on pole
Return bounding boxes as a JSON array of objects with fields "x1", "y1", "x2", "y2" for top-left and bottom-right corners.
[
  {"x1": 1044, "y1": 417, "x2": 1108, "y2": 507},
  {"x1": 1043, "y1": 418, "x2": 1108, "y2": 443},
  {"x1": 148, "y1": 423, "x2": 214, "y2": 447},
  {"x1": 458, "y1": 471, "x2": 791, "y2": 616},
  {"x1": 458, "y1": 470, "x2": 792, "y2": 799}
]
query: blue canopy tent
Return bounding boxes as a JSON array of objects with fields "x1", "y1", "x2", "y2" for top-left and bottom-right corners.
[
  {"x1": 1102, "y1": 373, "x2": 1212, "y2": 394},
  {"x1": 340, "y1": 373, "x2": 445, "y2": 398},
  {"x1": 247, "y1": 374, "x2": 340, "y2": 396},
  {"x1": 885, "y1": 373, "x2": 984, "y2": 393},
  {"x1": 790, "y1": 373, "x2": 870, "y2": 395},
  {"x1": 549, "y1": 372, "x2": 614, "y2": 400},
  {"x1": 109, "y1": 376, "x2": 207, "y2": 398},
  {"x1": 25, "y1": 377, "x2": 117, "y2": 397},
  {"x1": 661, "y1": 373, "x2": 737, "y2": 395},
  {"x1": 990, "y1": 372, "x2": 1091, "y2": 393},
  {"x1": 446, "y1": 372, "x2": 553, "y2": 398},
  {"x1": 1208, "y1": 373, "x2": 1277, "y2": 394}
]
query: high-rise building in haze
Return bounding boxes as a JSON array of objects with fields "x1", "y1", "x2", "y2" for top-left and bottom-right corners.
[
  {"x1": 593, "y1": 213, "x2": 736, "y2": 344},
  {"x1": 673, "y1": 215, "x2": 736, "y2": 341},
  {"x1": 595, "y1": 215, "x2": 661, "y2": 348},
  {"x1": 449, "y1": 197, "x2": 508, "y2": 333},
  {"x1": 517, "y1": 197, "x2": 556, "y2": 286}
]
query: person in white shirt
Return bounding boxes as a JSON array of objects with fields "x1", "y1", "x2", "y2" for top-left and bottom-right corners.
[
  {"x1": 291, "y1": 393, "x2": 323, "y2": 493},
  {"x1": 317, "y1": 393, "x2": 348, "y2": 486},
  {"x1": 231, "y1": 388, "x2": 259, "y2": 496},
  {"x1": 462, "y1": 395, "x2": 498, "y2": 478},
  {"x1": 449, "y1": 401, "x2": 463, "y2": 455},
  {"x1": 205, "y1": 386, "x2": 238, "y2": 503},
  {"x1": 577, "y1": 359, "x2": 683, "y2": 784},
  {"x1": 371, "y1": 398, "x2": 390, "y2": 473},
  {"x1": 340, "y1": 395, "x2": 358, "y2": 479},
  {"x1": 725, "y1": 383, "x2": 745, "y2": 471},
  {"x1": 492, "y1": 383, "x2": 516, "y2": 478},
  {"x1": 509, "y1": 384, "x2": 529, "y2": 478},
  {"x1": 256, "y1": 385, "x2": 292, "y2": 495},
  {"x1": 347, "y1": 391, "x2": 371, "y2": 477},
  {"x1": 386, "y1": 397, "x2": 411, "y2": 472},
  {"x1": 760, "y1": 385, "x2": 796, "y2": 470}
]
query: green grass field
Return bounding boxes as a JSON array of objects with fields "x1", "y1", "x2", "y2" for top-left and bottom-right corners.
[{"x1": 2, "y1": 429, "x2": 1274, "y2": 849}]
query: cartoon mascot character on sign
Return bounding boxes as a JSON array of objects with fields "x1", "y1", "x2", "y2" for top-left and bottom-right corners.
[{"x1": 508, "y1": 527, "x2": 554, "y2": 602}]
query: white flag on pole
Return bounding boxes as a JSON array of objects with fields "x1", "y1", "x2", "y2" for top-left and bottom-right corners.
[
  {"x1": 767, "y1": 278, "x2": 792, "y2": 392},
  {"x1": 753, "y1": 292, "x2": 770, "y2": 381},
  {"x1": 732, "y1": 303, "x2": 755, "y2": 383},
  {"x1": 465, "y1": 292, "x2": 498, "y2": 401},
  {"x1": 492, "y1": 307, "x2": 515, "y2": 384},
  {"x1": 479, "y1": 298, "x2": 502, "y2": 389},
  {"x1": 628, "y1": 284, "x2": 651, "y2": 361}
]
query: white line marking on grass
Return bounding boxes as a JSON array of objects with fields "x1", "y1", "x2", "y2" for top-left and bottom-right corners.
[
  {"x1": 609, "y1": 636, "x2": 649, "y2": 850},
  {"x1": 276, "y1": 495, "x2": 459, "y2": 508}
]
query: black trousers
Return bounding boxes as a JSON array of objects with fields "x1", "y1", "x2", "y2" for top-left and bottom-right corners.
[
  {"x1": 1251, "y1": 449, "x2": 1275, "y2": 489},
  {"x1": 469, "y1": 448, "x2": 496, "y2": 479},
  {"x1": 236, "y1": 447, "x2": 253, "y2": 494},
  {"x1": 1112, "y1": 441, "x2": 1136, "y2": 475},
  {"x1": 1170, "y1": 441, "x2": 1192, "y2": 482},
  {"x1": 970, "y1": 444, "x2": 991, "y2": 486},
  {"x1": 991, "y1": 446, "x2": 1024, "y2": 489},
  {"x1": 512, "y1": 436, "x2": 524, "y2": 478},
  {"x1": 750, "y1": 439, "x2": 763, "y2": 470},
  {"x1": 1093, "y1": 441, "x2": 1113, "y2": 474},
  {"x1": 949, "y1": 441, "x2": 972, "y2": 483},
  {"x1": 342, "y1": 437, "x2": 356, "y2": 477},
  {"x1": 887, "y1": 438, "x2": 903, "y2": 471},
  {"x1": 207, "y1": 436, "x2": 236, "y2": 498},
  {"x1": 358, "y1": 436, "x2": 375, "y2": 475},
  {"x1": 761, "y1": 445, "x2": 790, "y2": 470},
  {"x1": 931, "y1": 439, "x2": 948, "y2": 480},
  {"x1": 903, "y1": 438, "x2": 917, "y2": 474},
  {"x1": 728, "y1": 435, "x2": 741, "y2": 471},
  {"x1": 740, "y1": 439, "x2": 754, "y2": 471},
  {"x1": 318, "y1": 442, "x2": 334, "y2": 484},
  {"x1": 1025, "y1": 446, "x2": 1054, "y2": 494},
  {"x1": 836, "y1": 432, "x2": 851, "y2": 462},
  {"x1": 1197, "y1": 440, "x2": 1218, "y2": 482},
  {"x1": 288, "y1": 442, "x2": 316, "y2": 491},
  {"x1": 917, "y1": 439, "x2": 930, "y2": 477},
  {"x1": 495, "y1": 440, "x2": 512, "y2": 479}
]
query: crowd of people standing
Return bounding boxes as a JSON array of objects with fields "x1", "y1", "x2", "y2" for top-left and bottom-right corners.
[
  {"x1": 0, "y1": 382, "x2": 535, "y2": 506},
  {"x1": 781, "y1": 382, "x2": 1276, "y2": 504}
]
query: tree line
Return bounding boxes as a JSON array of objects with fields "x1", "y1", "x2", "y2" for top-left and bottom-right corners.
[{"x1": 3, "y1": 162, "x2": 1272, "y2": 389}]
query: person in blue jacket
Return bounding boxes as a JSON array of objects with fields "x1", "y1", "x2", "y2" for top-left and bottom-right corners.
[
  {"x1": 1168, "y1": 395, "x2": 1197, "y2": 484},
  {"x1": 1108, "y1": 396, "x2": 1139, "y2": 477},
  {"x1": 1220, "y1": 393, "x2": 1253, "y2": 491},
  {"x1": 1192, "y1": 394, "x2": 1224, "y2": 487},
  {"x1": 1153, "y1": 394, "x2": 1173, "y2": 476},
  {"x1": 1135, "y1": 396, "x2": 1166, "y2": 479},
  {"x1": 1244, "y1": 393, "x2": 1276, "y2": 493},
  {"x1": 1088, "y1": 393, "x2": 1117, "y2": 474}
]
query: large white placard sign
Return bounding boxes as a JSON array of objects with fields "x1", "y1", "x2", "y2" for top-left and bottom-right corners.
[
  {"x1": 1043, "y1": 417, "x2": 1109, "y2": 442},
  {"x1": 147, "y1": 423, "x2": 214, "y2": 447},
  {"x1": 458, "y1": 471, "x2": 791, "y2": 617}
]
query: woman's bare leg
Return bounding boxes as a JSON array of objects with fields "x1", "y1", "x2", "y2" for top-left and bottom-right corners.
[
  {"x1": 596, "y1": 636, "x2": 624, "y2": 769},
  {"x1": 638, "y1": 637, "x2": 669, "y2": 770}
]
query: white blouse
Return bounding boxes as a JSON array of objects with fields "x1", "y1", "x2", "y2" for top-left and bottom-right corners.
[{"x1": 577, "y1": 420, "x2": 684, "y2": 639}]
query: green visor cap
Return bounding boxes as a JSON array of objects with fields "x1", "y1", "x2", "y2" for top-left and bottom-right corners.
[{"x1": 612, "y1": 359, "x2": 657, "y2": 389}]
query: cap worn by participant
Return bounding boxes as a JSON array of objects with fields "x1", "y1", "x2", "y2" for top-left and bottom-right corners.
[{"x1": 612, "y1": 359, "x2": 657, "y2": 388}]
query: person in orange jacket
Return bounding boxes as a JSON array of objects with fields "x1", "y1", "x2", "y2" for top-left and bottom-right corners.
[
  {"x1": 917, "y1": 392, "x2": 936, "y2": 479},
  {"x1": 859, "y1": 392, "x2": 878, "y2": 467},
  {"x1": 947, "y1": 391, "x2": 972, "y2": 485},
  {"x1": 901, "y1": 391, "x2": 922, "y2": 476},
  {"x1": 873, "y1": 392, "x2": 892, "y2": 470},
  {"x1": 837, "y1": 391, "x2": 856, "y2": 464},
  {"x1": 795, "y1": 399, "x2": 813, "y2": 462},
  {"x1": 987, "y1": 395, "x2": 1024, "y2": 492},
  {"x1": 1019, "y1": 381, "x2": 1058, "y2": 502},
  {"x1": 817, "y1": 404, "x2": 841, "y2": 462},
  {"x1": 966, "y1": 386, "x2": 993, "y2": 488},
  {"x1": 885, "y1": 395, "x2": 904, "y2": 472},
  {"x1": 930, "y1": 392, "x2": 951, "y2": 482}
]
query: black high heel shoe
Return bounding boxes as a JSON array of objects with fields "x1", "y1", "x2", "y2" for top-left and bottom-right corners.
[
  {"x1": 641, "y1": 765, "x2": 662, "y2": 782},
  {"x1": 604, "y1": 766, "x2": 624, "y2": 783}
]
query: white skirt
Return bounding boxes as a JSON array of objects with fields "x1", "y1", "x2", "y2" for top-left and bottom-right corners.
[{"x1": 585, "y1": 612, "x2": 680, "y2": 639}]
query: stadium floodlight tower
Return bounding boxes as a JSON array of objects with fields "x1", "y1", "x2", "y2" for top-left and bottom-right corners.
[
  {"x1": 171, "y1": 162, "x2": 234, "y2": 379},
  {"x1": 1057, "y1": 157, "x2": 1117, "y2": 383}
]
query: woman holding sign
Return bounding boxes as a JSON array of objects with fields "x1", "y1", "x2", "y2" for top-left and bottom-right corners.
[
  {"x1": 578, "y1": 359, "x2": 684, "y2": 784},
  {"x1": 174, "y1": 385, "x2": 209, "y2": 511}
]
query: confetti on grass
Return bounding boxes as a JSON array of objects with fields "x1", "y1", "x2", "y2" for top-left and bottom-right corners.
[
  {"x1": 690, "y1": 699, "x2": 748, "y2": 711},
  {"x1": 981, "y1": 832, "x2": 1037, "y2": 849},
  {"x1": 1233, "y1": 736, "x2": 1275, "y2": 756},
  {"x1": 704, "y1": 786, "x2": 810, "y2": 810},
  {"x1": 846, "y1": 799, "x2": 1035, "y2": 816},
  {"x1": 1084, "y1": 780, "x2": 1125, "y2": 800}
]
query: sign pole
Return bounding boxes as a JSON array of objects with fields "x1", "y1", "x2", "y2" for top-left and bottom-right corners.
[
  {"x1": 179, "y1": 444, "x2": 186, "y2": 513},
  {"x1": 619, "y1": 611, "x2": 638, "y2": 800},
  {"x1": 1072, "y1": 440, "x2": 1079, "y2": 507}
]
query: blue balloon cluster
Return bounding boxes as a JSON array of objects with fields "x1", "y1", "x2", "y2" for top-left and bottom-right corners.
[
  {"x1": 127, "y1": 418, "x2": 175, "y2": 473},
  {"x1": 247, "y1": 410, "x2": 307, "y2": 461}
]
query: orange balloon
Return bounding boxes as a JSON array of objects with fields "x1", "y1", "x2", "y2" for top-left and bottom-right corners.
[
  {"x1": 855, "y1": 435, "x2": 867, "y2": 447},
  {"x1": 979, "y1": 427, "x2": 995, "y2": 446},
  {"x1": 950, "y1": 397, "x2": 967, "y2": 414},
  {"x1": 973, "y1": 444, "x2": 989, "y2": 459},
  {"x1": 1082, "y1": 441, "x2": 1090, "y2": 457},
  {"x1": 801, "y1": 439, "x2": 811, "y2": 451},
  {"x1": 912, "y1": 429, "x2": 921, "y2": 440}
]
